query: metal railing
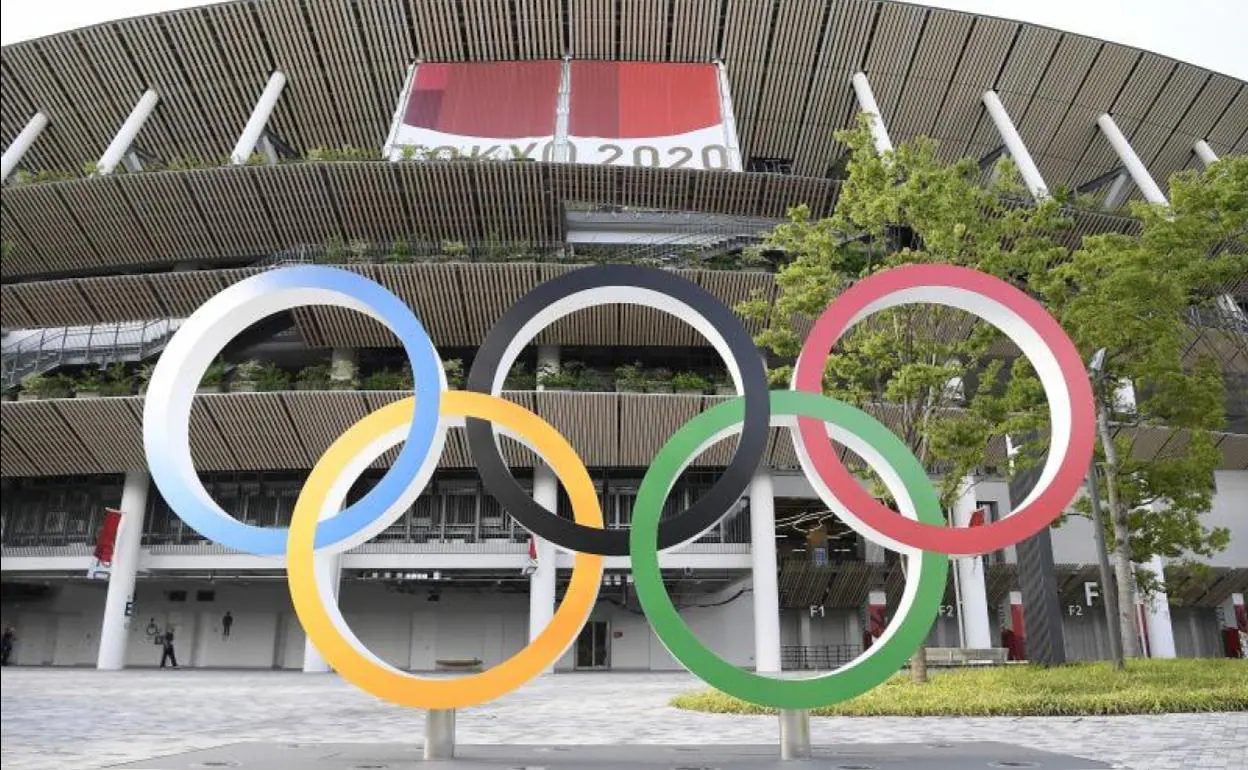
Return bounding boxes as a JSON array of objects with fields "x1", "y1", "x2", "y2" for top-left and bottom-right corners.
[
  {"x1": 1, "y1": 319, "x2": 182, "y2": 390},
  {"x1": 138, "y1": 516, "x2": 753, "y2": 550},
  {"x1": 0, "y1": 543, "x2": 93, "y2": 559},
  {"x1": 1189, "y1": 301, "x2": 1248, "y2": 336},
  {"x1": 781, "y1": 644, "x2": 863, "y2": 671},
  {"x1": 2, "y1": 539, "x2": 748, "y2": 560},
  {"x1": 255, "y1": 222, "x2": 770, "y2": 273}
]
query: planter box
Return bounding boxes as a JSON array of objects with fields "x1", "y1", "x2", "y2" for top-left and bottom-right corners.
[
  {"x1": 714, "y1": 385, "x2": 737, "y2": 396},
  {"x1": 21, "y1": 391, "x2": 71, "y2": 400},
  {"x1": 648, "y1": 384, "x2": 674, "y2": 394},
  {"x1": 197, "y1": 385, "x2": 224, "y2": 394},
  {"x1": 76, "y1": 391, "x2": 101, "y2": 399},
  {"x1": 615, "y1": 383, "x2": 647, "y2": 393},
  {"x1": 674, "y1": 388, "x2": 705, "y2": 396}
]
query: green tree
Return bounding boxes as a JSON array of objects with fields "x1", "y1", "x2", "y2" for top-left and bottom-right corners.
[
  {"x1": 744, "y1": 116, "x2": 1245, "y2": 674},
  {"x1": 741, "y1": 117, "x2": 1066, "y2": 681},
  {"x1": 1035, "y1": 154, "x2": 1247, "y2": 657}
]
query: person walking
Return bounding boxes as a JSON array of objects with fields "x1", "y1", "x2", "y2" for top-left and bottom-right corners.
[
  {"x1": 1, "y1": 627, "x2": 15, "y2": 665},
  {"x1": 222, "y1": 611, "x2": 233, "y2": 639},
  {"x1": 159, "y1": 629, "x2": 178, "y2": 668}
]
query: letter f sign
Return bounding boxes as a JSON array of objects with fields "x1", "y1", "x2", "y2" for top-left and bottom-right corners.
[{"x1": 1084, "y1": 581, "x2": 1099, "y2": 606}]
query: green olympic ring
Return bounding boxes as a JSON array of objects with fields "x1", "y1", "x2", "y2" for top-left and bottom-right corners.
[{"x1": 630, "y1": 390, "x2": 948, "y2": 710}]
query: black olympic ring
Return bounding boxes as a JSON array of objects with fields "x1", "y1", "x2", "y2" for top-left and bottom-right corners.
[{"x1": 465, "y1": 264, "x2": 770, "y2": 556}]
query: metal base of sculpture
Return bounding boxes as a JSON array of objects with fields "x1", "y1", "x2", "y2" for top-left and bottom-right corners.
[{"x1": 109, "y1": 741, "x2": 1111, "y2": 769}]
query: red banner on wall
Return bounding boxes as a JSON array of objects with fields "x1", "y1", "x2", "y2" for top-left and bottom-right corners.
[
  {"x1": 89, "y1": 508, "x2": 123, "y2": 579},
  {"x1": 94, "y1": 508, "x2": 122, "y2": 564}
]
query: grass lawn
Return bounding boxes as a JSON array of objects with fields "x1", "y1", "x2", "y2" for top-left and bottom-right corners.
[{"x1": 669, "y1": 659, "x2": 1248, "y2": 717}]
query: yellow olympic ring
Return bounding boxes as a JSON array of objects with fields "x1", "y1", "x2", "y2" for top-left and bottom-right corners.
[{"x1": 287, "y1": 391, "x2": 604, "y2": 709}]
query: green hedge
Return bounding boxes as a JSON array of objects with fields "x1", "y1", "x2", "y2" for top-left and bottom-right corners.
[{"x1": 669, "y1": 659, "x2": 1248, "y2": 717}]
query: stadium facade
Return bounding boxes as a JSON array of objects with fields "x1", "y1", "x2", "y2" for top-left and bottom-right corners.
[{"x1": 1, "y1": 0, "x2": 1245, "y2": 673}]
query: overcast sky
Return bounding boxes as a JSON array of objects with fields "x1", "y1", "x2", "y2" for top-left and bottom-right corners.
[{"x1": 2, "y1": 0, "x2": 1245, "y2": 80}]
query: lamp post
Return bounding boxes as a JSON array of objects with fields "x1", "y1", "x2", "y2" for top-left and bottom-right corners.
[{"x1": 1087, "y1": 348, "x2": 1125, "y2": 669}]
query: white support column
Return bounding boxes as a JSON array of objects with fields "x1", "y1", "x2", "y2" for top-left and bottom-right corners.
[
  {"x1": 529, "y1": 468, "x2": 558, "y2": 643},
  {"x1": 716, "y1": 60, "x2": 745, "y2": 171},
  {"x1": 1096, "y1": 113, "x2": 1167, "y2": 205},
  {"x1": 1, "y1": 112, "x2": 49, "y2": 182},
  {"x1": 536, "y1": 344, "x2": 560, "y2": 384},
  {"x1": 330, "y1": 348, "x2": 357, "y2": 387},
  {"x1": 302, "y1": 554, "x2": 342, "y2": 672},
  {"x1": 529, "y1": 344, "x2": 560, "y2": 658},
  {"x1": 750, "y1": 471, "x2": 781, "y2": 673},
  {"x1": 952, "y1": 478, "x2": 992, "y2": 649},
  {"x1": 798, "y1": 609, "x2": 813, "y2": 650},
  {"x1": 97, "y1": 90, "x2": 159, "y2": 176},
  {"x1": 864, "y1": 540, "x2": 886, "y2": 563},
  {"x1": 1139, "y1": 554, "x2": 1176, "y2": 659},
  {"x1": 845, "y1": 604, "x2": 862, "y2": 649},
  {"x1": 851, "y1": 72, "x2": 893, "y2": 155},
  {"x1": 1102, "y1": 171, "x2": 1133, "y2": 211},
  {"x1": 981, "y1": 91, "x2": 1049, "y2": 200},
  {"x1": 231, "y1": 72, "x2": 287, "y2": 166},
  {"x1": 97, "y1": 470, "x2": 150, "y2": 670},
  {"x1": 1193, "y1": 140, "x2": 1218, "y2": 167}
]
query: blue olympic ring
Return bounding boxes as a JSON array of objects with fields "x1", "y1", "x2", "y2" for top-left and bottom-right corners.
[{"x1": 142, "y1": 266, "x2": 444, "y2": 556}]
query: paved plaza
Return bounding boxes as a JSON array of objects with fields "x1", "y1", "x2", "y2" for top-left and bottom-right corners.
[{"x1": 1, "y1": 667, "x2": 1245, "y2": 770}]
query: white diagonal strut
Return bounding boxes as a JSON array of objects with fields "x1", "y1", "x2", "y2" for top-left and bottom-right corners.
[
  {"x1": 851, "y1": 72, "x2": 894, "y2": 155},
  {"x1": 1, "y1": 112, "x2": 49, "y2": 182},
  {"x1": 97, "y1": 89, "x2": 159, "y2": 176},
  {"x1": 1096, "y1": 113, "x2": 1167, "y2": 205},
  {"x1": 982, "y1": 91, "x2": 1049, "y2": 200},
  {"x1": 1193, "y1": 140, "x2": 1218, "y2": 167},
  {"x1": 232, "y1": 71, "x2": 287, "y2": 166}
]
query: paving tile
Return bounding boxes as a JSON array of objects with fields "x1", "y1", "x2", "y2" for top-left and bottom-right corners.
[{"x1": 1, "y1": 668, "x2": 1244, "y2": 770}]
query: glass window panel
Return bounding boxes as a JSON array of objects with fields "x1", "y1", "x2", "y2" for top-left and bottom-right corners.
[
  {"x1": 479, "y1": 493, "x2": 507, "y2": 538},
  {"x1": 411, "y1": 492, "x2": 436, "y2": 541}
]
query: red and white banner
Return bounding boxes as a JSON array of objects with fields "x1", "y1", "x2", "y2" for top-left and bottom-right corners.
[
  {"x1": 384, "y1": 60, "x2": 741, "y2": 170},
  {"x1": 522, "y1": 536, "x2": 539, "y2": 576},
  {"x1": 88, "y1": 508, "x2": 123, "y2": 580},
  {"x1": 567, "y1": 62, "x2": 737, "y2": 170},
  {"x1": 386, "y1": 61, "x2": 561, "y2": 161}
]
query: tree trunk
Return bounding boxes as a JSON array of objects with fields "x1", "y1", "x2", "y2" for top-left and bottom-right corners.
[
  {"x1": 910, "y1": 647, "x2": 928, "y2": 683},
  {"x1": 1095, "y1": 400, "x2": 1141, "y2": 658}
]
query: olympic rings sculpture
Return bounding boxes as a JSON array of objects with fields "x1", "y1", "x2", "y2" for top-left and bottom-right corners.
[{"x1": 142, "y1": 262, "x2": 1094, "y2": 711}]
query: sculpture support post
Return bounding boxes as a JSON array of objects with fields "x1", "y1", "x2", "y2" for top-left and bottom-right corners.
[
  {"x1": 424, "y1": 709, "x2": 455, "y2": 760},
  {"x1": 779, "y1": 708, "x2": 812, "y2": 760},
  {"x1": 751, "y1": 471, "x2": 810, "y2": 759}
]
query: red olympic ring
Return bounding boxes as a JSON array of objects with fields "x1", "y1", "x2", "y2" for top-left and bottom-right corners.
[{"x1": 792, "y1": 264, "x2": 1096, "y2": 556}]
